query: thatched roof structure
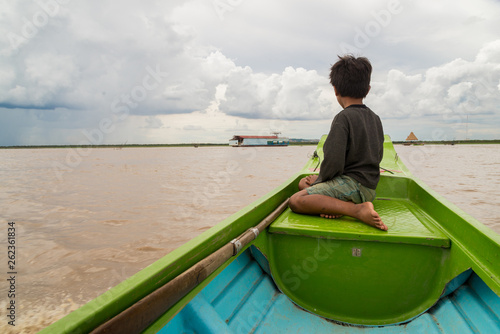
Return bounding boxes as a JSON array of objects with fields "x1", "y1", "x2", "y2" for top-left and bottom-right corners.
[{"x1": 406, "y1": 132, "x2": 418, "y2": 141}]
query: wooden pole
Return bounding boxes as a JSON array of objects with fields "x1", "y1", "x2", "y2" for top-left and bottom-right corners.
[{"x1": 91, "y1": 198, "x2": 289, "y2": 334}]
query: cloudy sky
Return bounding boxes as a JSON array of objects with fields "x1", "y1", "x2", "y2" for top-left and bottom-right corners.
[{"x1": 1, "y1": 0, "x2": 500, "y2": 146}]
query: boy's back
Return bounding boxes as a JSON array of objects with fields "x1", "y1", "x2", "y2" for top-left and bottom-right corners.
[{"x1": 318, "y1": 104, "x2": 384, "y2": 190}]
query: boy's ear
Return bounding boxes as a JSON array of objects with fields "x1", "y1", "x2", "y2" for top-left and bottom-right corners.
[
  {"x1": 367, "y1": 85, "x2": 371, "y2": 94},
  {"x1": 333, "y1": 86, "x2": 340, "y2": 96}
]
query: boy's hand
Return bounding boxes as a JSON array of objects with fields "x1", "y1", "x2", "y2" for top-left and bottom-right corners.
[
  {"x1": 299, "y1": 175, "x2": 319, "y2": 190},
  {"x1": 304, "y1": 174, "x2": 318, "y2": 186}
]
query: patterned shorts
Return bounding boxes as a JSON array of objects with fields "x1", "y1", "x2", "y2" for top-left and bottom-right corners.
[{"x1": 306, "y1": 175, "x2": 376, "y2": 204}]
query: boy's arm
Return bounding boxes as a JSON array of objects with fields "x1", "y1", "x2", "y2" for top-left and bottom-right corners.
[{"x1": 312, "y1": 115, "x2": 348, "y2": 185}]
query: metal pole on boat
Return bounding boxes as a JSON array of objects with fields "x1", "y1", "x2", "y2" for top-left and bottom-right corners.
[{"x1": 90, "y1": 198, "x2": 290, "y2": 334}]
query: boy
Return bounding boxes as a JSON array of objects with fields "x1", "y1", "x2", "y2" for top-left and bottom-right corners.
[{"x1": 288, "y1": 55, "x2": 388, "y2": 231}]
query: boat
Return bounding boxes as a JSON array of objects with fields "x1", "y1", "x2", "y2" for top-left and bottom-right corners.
[
  {"x1": 41, "y1": 135, "x2": 500, "y2": 333},
  {"x1": 229, "y1": 132, "x2": 289, "y2": 147}
]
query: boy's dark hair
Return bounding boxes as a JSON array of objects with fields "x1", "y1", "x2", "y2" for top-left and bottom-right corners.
[{"x1": 329, "y1": 55, "x2": 372, "y2": 98}]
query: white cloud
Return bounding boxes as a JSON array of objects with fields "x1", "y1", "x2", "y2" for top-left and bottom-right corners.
[
  {"x1": 183, "y1": 124, "x2": 205, "y2": 131},
  {"x1": 143, "y1": 116, "x2": 164, "y2": 129},
  {"x1": 217, "y1": 65, "x2": 337, "y2": 120},
  {"x1": 368, "y1": 40, "x2": 500, "y2": 123},
  {"x1": 1, "y1": 0, "x2": 500, "y2": 145}
]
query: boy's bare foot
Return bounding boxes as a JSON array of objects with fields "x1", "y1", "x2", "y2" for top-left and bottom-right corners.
[
  {"x1": 355, "y1": 202, "x2": 388, "y2": 231},
  {"x1": 320, "y1": 213, "x2": 343, "y2": 219}
]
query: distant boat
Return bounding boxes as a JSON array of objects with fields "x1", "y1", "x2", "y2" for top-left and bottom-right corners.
[{"x1": 229, "y1": 133, "x2": 289, "y2": 147}]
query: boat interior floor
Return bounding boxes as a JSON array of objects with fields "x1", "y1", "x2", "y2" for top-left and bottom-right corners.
[{"x1": 161, "y1": 248, "x2": 500, "y2": 333}]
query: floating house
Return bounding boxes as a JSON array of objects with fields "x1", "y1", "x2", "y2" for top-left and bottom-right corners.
[{"x1": 229, "y1": 134, "x2": 289, "y2": 147}]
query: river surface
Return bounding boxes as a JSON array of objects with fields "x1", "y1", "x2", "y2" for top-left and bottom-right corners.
[{"x1": 0, "y1": 144, "x2": 499, "y2": 333}]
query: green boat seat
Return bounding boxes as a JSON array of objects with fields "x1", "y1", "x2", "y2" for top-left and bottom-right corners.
[
  {"x1": 270, "y1": 174, "x2": 450, "y2": 248},
  {"x1": 269, "y1": 197, "x2": 450, "y2": 248}
]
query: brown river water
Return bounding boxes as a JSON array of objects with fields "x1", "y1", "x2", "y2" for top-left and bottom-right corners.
[{"x1": 0, "y1": 144, "x2": 499, "y2": 333}]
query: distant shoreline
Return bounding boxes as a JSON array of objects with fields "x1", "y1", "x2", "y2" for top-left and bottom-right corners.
[
  {"x1": 1, "y1": 139, "x2": 499, "y2": 149},
  {"x1": 392, "y1": 139, "x2": 500, "y2": 145},
  {"x1": 0, "y1": 141, "x2": 321, "y2": 149}
]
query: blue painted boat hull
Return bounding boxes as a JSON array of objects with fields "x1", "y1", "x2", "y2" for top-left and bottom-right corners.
[{"x1": 161, "y1": 247, "x2": 500, "y2": 333}]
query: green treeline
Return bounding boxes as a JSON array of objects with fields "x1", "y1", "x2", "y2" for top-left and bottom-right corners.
[
  {"x1": 1, "y1": 139, "x2": 499, "y2": 149},
  {"x1": 0, "y1": 143, "x2": 226, "y2": 149}
]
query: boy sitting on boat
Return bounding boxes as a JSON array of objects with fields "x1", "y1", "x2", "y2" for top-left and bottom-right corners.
[{"x1": 289, "y1": 55, "x2": 388, "y2": 231}]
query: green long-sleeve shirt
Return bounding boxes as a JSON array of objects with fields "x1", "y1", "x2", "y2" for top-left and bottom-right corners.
[{"x1": 312, "y1": 104, "x2": 384, "y2": 190}]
